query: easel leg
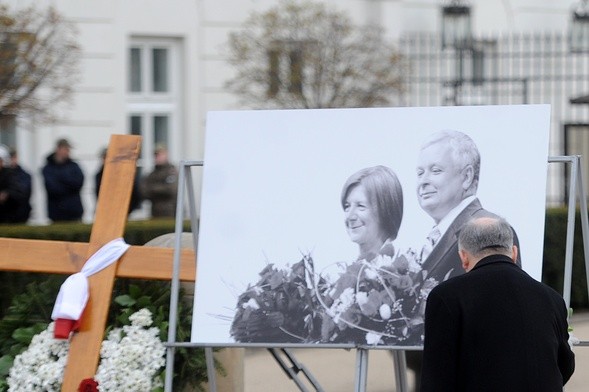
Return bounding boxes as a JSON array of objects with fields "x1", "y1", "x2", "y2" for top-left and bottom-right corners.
[
  {"x1": 550, "y1": 155, "x2": 589, "y2": 309},
  {"x1": 392, "y1": 350, "x2": 409, "y2": 392},
  {"x1": 268, "y1": 348, "x2": 324, "y2": 392},
  {"x1": 206, "y1": 347, "x2": 217, "y2": 391},
  {"x1": 575, "y1": 156, "x2": 589, "y2": 309},
  {"x1": 562, "y1": 156, "x2": 579, "y2": 308},
  {"x1": 354, "y1": 348, "x2": 369, "y2": 392}
]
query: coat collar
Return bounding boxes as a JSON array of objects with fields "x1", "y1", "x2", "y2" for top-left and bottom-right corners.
[{"x1": 472, "y1": 253, "x2": 518, "y2": 271}]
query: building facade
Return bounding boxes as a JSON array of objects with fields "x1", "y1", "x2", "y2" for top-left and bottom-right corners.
[{"x1": 2, "y1": 0, "x2": 586, "y2": 222}]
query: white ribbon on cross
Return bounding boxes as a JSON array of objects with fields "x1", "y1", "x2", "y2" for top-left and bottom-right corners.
[{"x1": 51, "y1": 238, "x2": 130, "y2": 336}]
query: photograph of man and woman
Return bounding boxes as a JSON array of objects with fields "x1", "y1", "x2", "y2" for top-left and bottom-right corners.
[{"x1": 192, "y1": 105, "x2": 550, "y2": 348}]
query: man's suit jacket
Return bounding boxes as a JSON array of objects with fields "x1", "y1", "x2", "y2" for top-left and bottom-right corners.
[
  {"x1": 421, "y1": 254, "x2": 575, "y2": 392},
  {"x1": 421, "y1": 198, "x2": 521, "y2": 283}
]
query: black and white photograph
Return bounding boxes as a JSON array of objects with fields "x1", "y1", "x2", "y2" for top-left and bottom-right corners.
[{"x1": 191, "y1": 104, "x2": 551, "y2": 348}]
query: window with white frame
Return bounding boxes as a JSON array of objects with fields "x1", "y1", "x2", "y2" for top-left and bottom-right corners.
[
  {"x1": 0, "y1": 115, "x2": 16, "y2": 148},
  {"x1": 127, "y1": 38, "x2": 182, "y2": 170},
  {"x1": 267, "y1": 40, "x2": 306, "y2": 97}
]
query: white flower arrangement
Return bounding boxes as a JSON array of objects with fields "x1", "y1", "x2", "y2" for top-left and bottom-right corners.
[
  {"x1": 7, "y1": 323, "x2": 68, "y2": 391},
  {"x1": 7, "y1": 308, "x2": 166, "y2": 392}
]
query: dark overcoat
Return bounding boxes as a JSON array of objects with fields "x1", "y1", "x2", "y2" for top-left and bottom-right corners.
[
  {"x1": 141, "y1": 163, "x2": 178, "y2": 218},
  {"x1": 0, "y1": 167, "x2": 27, "y2": 223},
  {"x1": 42, "y1": 153, "x2": 84, "y2": 221},
  {"x1": 421, "y1": 254, "x2": 575, "y2": 392}
]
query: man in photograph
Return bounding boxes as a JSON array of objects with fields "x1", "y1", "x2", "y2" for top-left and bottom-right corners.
[
  {"x1": 407, "y1": 129, "x2": 521, "y2": 389},
  {"x1": 416, "y1": 129, "x2": 521, "y2": 282}
]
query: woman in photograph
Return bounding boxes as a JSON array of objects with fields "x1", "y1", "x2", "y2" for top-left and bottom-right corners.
[
  {"x1": 341, "y1": 165, "x2": 403, "y2": 262},
  {"x1": 230, "y1": 165, "x2": 432, "y2": 346},
  {"x1": 230, "y1": 165, "x2": 407, "y2": 344},
  {"x1": 319, "y1": 165, "x2": 433, "y2": 346}
]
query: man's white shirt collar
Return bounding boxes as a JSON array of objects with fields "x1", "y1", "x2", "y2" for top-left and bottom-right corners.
[{"x1": 435, "y1": 195, "x2": 477, "y2": 238}]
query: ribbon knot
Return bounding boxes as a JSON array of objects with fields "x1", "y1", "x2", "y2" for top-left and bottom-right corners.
[{"x1": 51, "y1": 238, "x2": 130, "y2": 339}]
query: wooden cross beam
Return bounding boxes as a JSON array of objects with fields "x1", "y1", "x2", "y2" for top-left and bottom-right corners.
[{"x1": 0, "y1": 135, "x2": 196, "y2": 391}]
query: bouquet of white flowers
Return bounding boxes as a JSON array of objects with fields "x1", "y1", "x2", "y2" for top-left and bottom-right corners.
[{"x1": 7, "y1": 308, "x2": 165, "y2": 392}]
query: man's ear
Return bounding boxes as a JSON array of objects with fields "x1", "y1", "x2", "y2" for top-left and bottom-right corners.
[
  {"x1": 462, "y1": 164, "x2": 474, "y2": 190},
  {"x1": 459, "y1": 249, "x2": 470, "y2": 271},
  {"x1": 511, "y1": 245, "x2": 518, "y2": 263}
]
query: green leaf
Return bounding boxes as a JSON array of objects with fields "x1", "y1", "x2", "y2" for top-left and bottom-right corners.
[
  {"x1": 129, "y1": 284, "x2": 141, "y2": 299},
  {"x1": 114, "y1": 295, "x2": 136, "y2": 307},
  {"x1": 116, "y1": 309, "x2": 131, "y2": 326},
  {"x1": 0, "y1": 354, "x2": 14, "y2": 376},
  {"x1": 11, "y1": 326, "x2": 38, "y2": 344},
  {"x1": 136, "y1": 296, "x2": 152, "y2": 308}
]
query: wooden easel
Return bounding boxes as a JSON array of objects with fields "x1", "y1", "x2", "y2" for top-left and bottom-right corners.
[{"x1": 0, "y1": 134, "x2": 196, "y2": 390}]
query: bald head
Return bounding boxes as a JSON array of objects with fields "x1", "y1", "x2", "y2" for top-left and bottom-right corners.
[{"x1": 458, "y1": 217, "x2": 518, "y2": 272}]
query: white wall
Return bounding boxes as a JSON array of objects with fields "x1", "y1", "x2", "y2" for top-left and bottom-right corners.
[
  {"x1": 5, "y1": 0, "x2": 581, "y2": 223},
  {"x1": 7, "y1": 0, "x2": 202, "y2": 223}
]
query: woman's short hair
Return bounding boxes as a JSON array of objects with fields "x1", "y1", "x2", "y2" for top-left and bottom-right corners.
[{"x1": 341, "y1": 165, "x2": 403, "y2": 240}]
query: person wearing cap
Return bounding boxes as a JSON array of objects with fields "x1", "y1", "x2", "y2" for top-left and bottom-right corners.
[
  {"x1": 42, "y1": 138, "x2": 84, "y2": 222},
  {"x1": 9, "y1": 147, "x2": 32, "y2": 223},
  {"x1": 95, "y1": 146, "x2": 142, "y2": 214},
  {"x1": 141, "y1": 144, "x2": 178, "y2": 218},
  {"x1": 0, "y1": 144, "x2": 27, "y2": 223}
]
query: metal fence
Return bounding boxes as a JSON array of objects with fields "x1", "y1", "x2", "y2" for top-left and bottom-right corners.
[{"x1": 398, "y1": 31, "x2": 589, "y2": 206}]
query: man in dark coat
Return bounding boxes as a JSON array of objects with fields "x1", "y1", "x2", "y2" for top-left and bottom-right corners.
[
  {"x1": 9, "y1": 147, "x2": 32, "y2": 223},
  {"x1": 407, "y1": 130, "x2": 521, "y2": 387},
  {"x1": 0, "y1": 144, "x2": 27, "y2": 223},
  {"x1": 42, "y1": 138, "x2": 84, "y2": 222},
  {"x1": 421, "y1": 217, "x2": 575, "y2": 392},
  {"x1": 95, "y1": 147, "x2": 142, "y2": 214},
  {"x1": 141, "y1": 145, "x2": 178, "y2": 218}
]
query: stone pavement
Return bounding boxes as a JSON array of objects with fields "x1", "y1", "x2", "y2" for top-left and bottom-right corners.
[{"x1": 243, "y1": 312, "x2": 589, "y2": 391}]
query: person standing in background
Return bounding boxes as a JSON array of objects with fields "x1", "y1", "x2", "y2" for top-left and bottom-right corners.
[
  {"x1": 95, "y1": 147, "x2": 142, "y2": 214},
  {"x1": 0, "y1": 144, "x2": 26, "y2": 223},
  {"x1": 9, "y1": 147, "x2": 32, "y2": 223},
  {"x1": 141, "y1": 144, "x2": 178, "y2": 218},
  {"x1": 42, "y1": 138, "x2": 84, "y2": 222}
]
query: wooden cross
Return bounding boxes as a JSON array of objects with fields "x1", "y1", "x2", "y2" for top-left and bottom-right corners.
[{"x1": 0, "y1": 134, "x2": 196, "y2": 390}]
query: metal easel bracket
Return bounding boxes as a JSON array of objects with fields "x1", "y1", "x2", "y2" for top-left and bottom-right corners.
[
  {"x1": 268, "y1": 348, "x2": 325, "y2": 392},
  {"x1": 391, "y1": 350, "x2": 410, "y2": 392},
  {"x1": 548, "y1": 155, "x2": 589, "y2": 348}
]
